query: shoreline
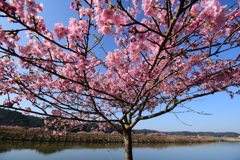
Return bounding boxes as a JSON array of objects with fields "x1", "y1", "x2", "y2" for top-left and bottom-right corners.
[
  {"x1": 222, "y1": 138, "x2": 240, "y2": 142},
  {"x1": 0, "y1": 128, "x2": 225, "y2": 144}
]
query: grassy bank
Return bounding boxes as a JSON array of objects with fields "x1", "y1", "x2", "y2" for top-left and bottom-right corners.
[
  {"x1": 222, "y1": 138, "x2": 240, "y2": 142},
  {"x1": 0, "y1": 128, "x2": 223, "y2": 144}
]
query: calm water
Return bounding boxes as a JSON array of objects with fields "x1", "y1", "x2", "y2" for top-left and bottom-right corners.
[{"x1": 0, "y1": 141, "x2": 239, "y2": 160}]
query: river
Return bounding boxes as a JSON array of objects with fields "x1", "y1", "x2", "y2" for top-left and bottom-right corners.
[{"x1": 0, "y1": 141, "x2": 239, "y2": 160}]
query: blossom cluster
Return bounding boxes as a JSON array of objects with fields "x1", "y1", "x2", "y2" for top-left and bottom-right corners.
[
  {"x1": 28, "y1": 127, "x2": 45, "y2": 131},
  {"x1": 90, "y1": 130, "x2": 105, "y2": 134},
  {"x1": 147, "y1": 133, "x2": 167, "y2": 136},
  {"x1": 111, "y1": 131, "x2": 120, "y2": 135},
  {"x1": 0, "y1": 125, "x2": 23, "y2": 129},
  {"x1": 1, "y1": 0, "x2": 45, "y2": 31},
  {"x1": 199, "y1": 0, "x2": 227, "y2": 34}
]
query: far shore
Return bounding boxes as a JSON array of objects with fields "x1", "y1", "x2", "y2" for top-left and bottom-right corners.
[
  {"x1": 0, "y1": 128, "x2": 227, "y2": 144},
  {"x1": 223, "y1": 138, "x2": 240, "y2": 142}
]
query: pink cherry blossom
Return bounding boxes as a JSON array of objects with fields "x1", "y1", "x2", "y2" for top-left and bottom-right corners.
[
  {"x1": 190, "y1": 3, "x2": 200, "y2": 15},
  {"x1": 54, "y1": 23, "x2": 69, "y2": 40},
  {"x1": 98, "y1": 25, "x2": 112, "y2": 35},
  {"x1": 101, "y1": 9, "x2": 113, "y2": 21}
]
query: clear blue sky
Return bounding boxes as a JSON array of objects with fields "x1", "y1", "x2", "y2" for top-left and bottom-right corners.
[{"x1": 1, "y1": 0, "x2": 240, "y2": 133}]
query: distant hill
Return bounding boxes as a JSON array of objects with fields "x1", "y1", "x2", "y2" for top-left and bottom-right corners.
[
  {"x1": 132, "y1": 129, "x2": 240, "y2": 137},
  {"x1": 160, "y1": 131, "x2": 240, "y2": 138},
  {"x1": 0, "y1": 108, "x2": 116, "y2": 132},
  {"x1": 0, "y1": 108, "x2": 44, "y2": 128},
  {"x1": 129, "y1": 128, "x2": 240, "y2": 137},
  {"x1": 118, "y1": 128, "x2": 240, "y2": 138}
]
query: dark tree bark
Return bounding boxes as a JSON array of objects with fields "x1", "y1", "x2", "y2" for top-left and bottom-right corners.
[{"x1": 123, "y1": 128, "x2": 133, "y2": 160}]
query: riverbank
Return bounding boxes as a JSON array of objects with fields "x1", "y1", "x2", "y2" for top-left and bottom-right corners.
[
  {"x1": 0, "y1": 128, "x2": 224, "y2": 144},
  {"x1": 223, "y1": 138, "x2": 240, "y2": 142}
]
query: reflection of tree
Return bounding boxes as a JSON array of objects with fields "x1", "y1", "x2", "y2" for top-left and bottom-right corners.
[
  {"x1": 0, "y1": 140, "x2": 212, "y2": 155},
  {"x1": 0, "y1": 141, "x2": 68, "y2": 155},
  {"x1": 0, "y1": 148, "x2": 10, "y2": 154},
  {"x1": 36, "y1": 149, "x2": 63, "y2": 155}
]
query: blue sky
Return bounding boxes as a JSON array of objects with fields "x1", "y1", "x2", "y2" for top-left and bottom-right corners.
[{"x1": 1, "y1": 0, "x2": 240, "y2": 133}]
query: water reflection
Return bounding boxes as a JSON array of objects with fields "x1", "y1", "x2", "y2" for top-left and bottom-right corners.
[
  {"x1": 0, "y1": 140, "x2": 213, "y2": 155},
  {"x1": 0, "y1": 141, "x2": 239, "y2": 160}
]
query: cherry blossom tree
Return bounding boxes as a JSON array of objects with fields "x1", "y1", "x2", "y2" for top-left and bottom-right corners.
[{"x1": 0, "y1": 0, "x2": 240, "y2": 159}]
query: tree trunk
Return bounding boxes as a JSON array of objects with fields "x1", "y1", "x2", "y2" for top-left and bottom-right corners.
[{"x1": 123, "y1": 129, "x2": 133, "y2": 160}]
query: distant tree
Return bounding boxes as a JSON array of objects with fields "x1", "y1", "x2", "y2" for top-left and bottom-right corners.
[
  {"x1": 133, "y1": 129, "x2": 160, "y2": 135},
  {"x1": 0, "y1": 0, "x2": 239, "y2": 160}
]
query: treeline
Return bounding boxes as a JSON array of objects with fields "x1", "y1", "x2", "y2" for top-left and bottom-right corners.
[
  {"x1": 0, "y1": 108, "x2": 44, "y2": 128},
  {"x1": 131, "y1": 130, "x2": 240, "y2": 137},
  {"x1": 162, "y1": 131, "x2": 240, "y2": 138},
  {"x1": 132, "y1": 129, "x2": 161, "y2": 135},
  {"x1": 0, "y1": 108, "x2": 116, "y2": 132},
  {"x1": 0, "y1": 108, "x2": 239, "y2": 137}
]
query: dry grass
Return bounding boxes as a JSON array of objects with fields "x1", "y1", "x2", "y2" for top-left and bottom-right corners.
[
  {"x1": 222, "y1": 138, "x2": 240, "y2": 142},
  {"x1": 0, "y1": 128, "x2": 223, "y2": 143}
]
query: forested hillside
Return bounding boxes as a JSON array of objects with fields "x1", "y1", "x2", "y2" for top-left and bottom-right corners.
[
  {"x1": 0, "y1": 108, "x2": 115, "y2": 132},
  {"x1": 0, "y1": 108, "x2": 44, "y2": 128}
]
